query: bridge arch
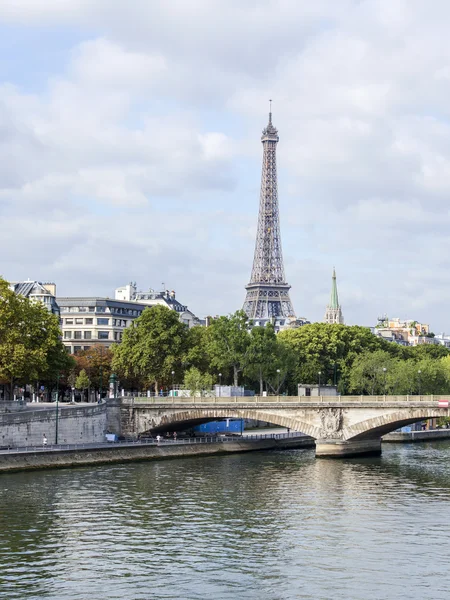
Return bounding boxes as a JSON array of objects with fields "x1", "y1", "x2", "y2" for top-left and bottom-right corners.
[
  {"x1": 135, "y1": 408, "x2": 322, "y2": 439},
  {"x1": 344, "y1": 408, "x2": 448, "y2": 440}
]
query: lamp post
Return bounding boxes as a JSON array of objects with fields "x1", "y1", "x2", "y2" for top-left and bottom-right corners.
[
  {"x1": 99, "y1": 347, "x2": 103, "y2": 403},
  {"x1": 418, "y1": 370, "x2": 422, "y2": 396},
  {"x1": 383, "y1": 367, "x2": 387, "y2": 396},
  {"x1": 218, "y1": 373, "x2": 222, "y2": 397},
  {"x1": 318, "y1": 371, "x2": 321, "y2": 397},
  {"x1": 171, "y1": 370, "x2": 175, "y2": 396},
  {"x1": 109, "y1": 373, "x2": 118, "y2": 400},
  {"x1": 55, "y1": 372, "x2": 60, "y2": 445},
  {"x1": 276, "y1": 369, "x2": 281, "y2": 396}
]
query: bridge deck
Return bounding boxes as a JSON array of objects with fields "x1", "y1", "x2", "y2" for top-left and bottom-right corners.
[{"x1": 121, "y1": 394, "x2": 450, "y2": 409}]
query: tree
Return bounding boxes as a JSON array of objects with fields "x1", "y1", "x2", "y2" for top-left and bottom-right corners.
[
  {"x1": 75, "y1": 369, "x2": 90, "y2": 399},
  {"x1": 183, "y1": 367, "x2": 214, "y2": 397},
  {"x1": 348, "y1": 350, "x2": 396, "y2": 395},
  {"x1": 206, "y1": 311, "x2": 251, "y2": 387},
  {"x1": 278, "y1": 323, "x2": 394, "y2": 393},
  {"x1": 74, "y1": 345, "x2": 112, "y2": 396},
  {"x1": 0, "y1": 277, "x2": 71, "y2": 400},
  {"x1": 183, "y1": 325, "x2": 211, "y2": 374},
  {"x1": 112, "y1": 305, "x2": 189, "y2": 393}
]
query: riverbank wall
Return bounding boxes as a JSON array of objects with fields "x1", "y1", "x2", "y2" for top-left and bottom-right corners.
[
  {"x1": 0, "y1": 403, "x2": 107, "y2": 447},
  {"x1": 0, "y1": 436, "x2": 314, "y2": 473},
  {"x1": 383, "y1": 429, "x2": 450, "y2": 443}
]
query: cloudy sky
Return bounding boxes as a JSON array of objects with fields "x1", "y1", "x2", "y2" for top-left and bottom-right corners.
[{"x1": 1, "y1": 0, "x2": 450, "y2": 331}]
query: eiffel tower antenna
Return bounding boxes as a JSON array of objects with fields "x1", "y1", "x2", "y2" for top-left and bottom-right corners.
[{"x1": 242, "y1": 104, "x2": 295, "y2": 324}]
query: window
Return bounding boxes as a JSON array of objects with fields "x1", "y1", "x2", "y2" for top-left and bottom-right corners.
[
  {"x1": 97, "y1": 318, "x2": 109, "y2": 326},
  {"x1": 89, "y1": 307, "x2": 95, "y2": 313},
  {"x1": 85, "y1": 318, "x2": 93, "y2": 325},
  {"x1": 75, "y1": 318, "x2": 83, "y2": 324},
  {"x1": 65, "y1": 319, "x2": 73, "y2": 325},
  {"x1": 84, "y1": 331, "x2": 92, "y2": 340},
  {"x1": 74, "y1": 331, "x2": 82, "y2": 340},
  {"x1": 112, "y1": 319, "x2": 116, "y2": 326},
  {"x1": 74, "y1": 346, "x2": 82, "y2": 353},
  {"x1": 114, "y1": 332, "x2": 118, "y2": 340},
  {"x1": 97, "y1": 307, "x2": 106, "y2": 313},
  {"x1": 98, "y1": 331, "x2": 109, "y2": 340},
  {"x1": 64, "y1": 331, "x2": 72, "y2": 339},
  {"x1": 78, "y1": 307, "x2": 87, "y2": 312},
  {"x1": 60, "y1": 306, "x2": 69, "y2": 312}
]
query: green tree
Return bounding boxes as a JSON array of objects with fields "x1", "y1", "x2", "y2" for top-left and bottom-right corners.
[
  {"x1": 245, "y1": 325, "x2": 277, "y2": 394},
  {"x1": 183, "y1": 367, "x2": 214, "y2": 397},
  {"x1": 279, "y1": 323, "x2": 393, "y2": 393},
  {"x1": 348, "y1": 350, "x2": 396, "y2": 395},
  {"x1": 112, "y1": 305, "x2": 189, "y2": 393},
  {"x1": 183, "y1": 325, "x2": 211, "y2": 374},
  {"x1": 0, "y1": 277, "x2": 71, "y2": 400},
  {"x1": 206, "y1": 311, "x2": 251, "y2": 387},
  {"x1": 74, "y1": 345, "x2": 112, "y2": 396},
  {"x1": 75, "y1": 369, "x2": 90, "y2": 399}
]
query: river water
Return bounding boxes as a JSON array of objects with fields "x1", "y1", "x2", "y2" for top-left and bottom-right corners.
[{"x1": 1, "y1": 441, "x2": 450, "y2": 600}]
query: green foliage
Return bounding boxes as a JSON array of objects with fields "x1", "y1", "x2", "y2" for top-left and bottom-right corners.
[
  {"x1": 0, "y1": 277, "x2": 71, "y2": 398},
  {"x1": 183, "y1": 326, "x2": 210, "y2": 373},
  {"x1": 278, "y1": 323, "x2": 392, "y2": 392},
  {"x1": 75, "y1": 369, "x2": 90, "y2": 391},
  {"x1": 348, "y1": 350, "x2": 394, "y2": 394},
  {"x1": 245, "y1": 325, "x2": 278, "y2": 394},
  {"x1": 206, "y1": 311, "x2": 251, "y2": 386},
  {"x1": 73, "y1": 345, "x2": 112, "y2": 392},
  {"x1": 112, "y1": 305, "x2": 189, "y2": 392},
  {"x1": 183, "y1": 367, "x2": 214, "y2": 397}
]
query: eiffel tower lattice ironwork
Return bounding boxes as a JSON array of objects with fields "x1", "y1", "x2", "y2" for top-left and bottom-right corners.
[{"x1": 243, "y1": 105, "x2": 295, "y2": 322}]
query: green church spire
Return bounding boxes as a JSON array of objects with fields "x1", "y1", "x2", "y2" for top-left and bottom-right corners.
[
  {"x1": 324, "y1": 268, "x2": 344, "y2": 324},
  {"x1": 330, "y1": 267, "x2": 339, "y2": 309}
]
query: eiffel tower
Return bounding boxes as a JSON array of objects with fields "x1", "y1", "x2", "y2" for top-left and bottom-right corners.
[{"x1": 243, "y1": 104, "x2": 295, "y2": 325}]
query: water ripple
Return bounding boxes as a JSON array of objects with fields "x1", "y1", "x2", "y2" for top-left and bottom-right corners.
[{"x1": 1, "y1": 443, "x2": 450, "y2": 599}]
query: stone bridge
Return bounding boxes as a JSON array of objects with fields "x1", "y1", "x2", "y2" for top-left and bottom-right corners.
[{"x1": 111, "y1": 395, "x2": 450, "y2": 457}]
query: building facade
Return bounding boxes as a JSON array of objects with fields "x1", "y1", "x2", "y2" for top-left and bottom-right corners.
[
  {"x1": 58, "y1": 285, "x2": 200, "y2": 353},
  {"x1": 57, "y1": 297, "x2": 148, "y2": 354},
  {"x1": 9, "y1": 280, "x2": 60, "y2": 316},
  {"x1": 115, "y1": 283, "x2": 200, "y2": 327},
  {"x1": 373, "y1": 317, "x2": 435, "y2": 346},
  {"x1": 324, "y1": 269, "x2": 344, "y2": 325}
]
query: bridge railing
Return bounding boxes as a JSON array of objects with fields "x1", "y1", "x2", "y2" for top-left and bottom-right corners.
[{"x1": 120, "y1": 394, "x2": 450, "y2": 405}]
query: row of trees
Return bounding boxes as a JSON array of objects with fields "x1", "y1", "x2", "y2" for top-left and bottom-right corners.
[
  {"x1": 3, "y1": 272, "x2": 450, "y2": 399},
  {"x1": 109, "y1": 305, "x2": 450, "y2": 396}
]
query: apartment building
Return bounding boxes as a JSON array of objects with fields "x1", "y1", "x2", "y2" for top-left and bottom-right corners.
[
  {"x1": 9, "y1": 280, "x2": 60, "y2": 316},
  {"x1": 115, "y1": 283, "x2": 200, "y2": 327},
  {"x1": 57, "y1": 297, "x2": 148, "y2": 354}
]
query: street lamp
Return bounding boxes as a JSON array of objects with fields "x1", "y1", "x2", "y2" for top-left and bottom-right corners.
[
  {"x1": 276, "y1": 369, "x2": 281, "y2": 395},
  {"x1": 418, "y1": 370, "x2": 422, "y2": 396},
  {"x1": 218, "y1": 373, "x2": 222, "y2": 397},
  {"x1": 99, "y1": 347, "x2": 103, "y2": 402},
  {"x1": 55, "y1": 372, "x2": 60, "y2": 445},
  {"x1": 171, "y1": 370, "x2": 175, "y2": 395},
  {"x1": 318, "y1": 371, "x2": 321, "y2": 397},
  {"x1": 109, "y1": 373, "x2": 118, "y2": 400},
  {"x1": 383, "y1": 367, "x2": 387, "y2": 395}
]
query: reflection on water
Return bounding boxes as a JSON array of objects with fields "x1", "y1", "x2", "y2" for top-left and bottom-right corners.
[{"x1": 1, "y1": 442, "x2": 450, "y2": 600}]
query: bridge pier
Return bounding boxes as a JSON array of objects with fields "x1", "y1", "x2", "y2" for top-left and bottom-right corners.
[{"x1": 315, "y1": 438, "x2": 382, "y2": 458}]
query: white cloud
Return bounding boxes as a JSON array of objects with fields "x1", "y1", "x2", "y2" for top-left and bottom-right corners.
[{"x1": 2, "y1": 1, "x2": 450, "y2": 328}]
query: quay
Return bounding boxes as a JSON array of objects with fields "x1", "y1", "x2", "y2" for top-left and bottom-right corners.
[{"x1": 0, "y1": 432, "x2": 314, "y2": 473}]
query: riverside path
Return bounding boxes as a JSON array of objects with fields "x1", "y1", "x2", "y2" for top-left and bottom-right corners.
[{"x1": 113, "y1": 394, "x2": 450, "y2": 457}]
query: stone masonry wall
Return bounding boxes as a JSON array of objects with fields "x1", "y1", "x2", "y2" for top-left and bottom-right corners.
[{"x1": 0, "y1": 404, "x2": 108, "y2": 447}]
